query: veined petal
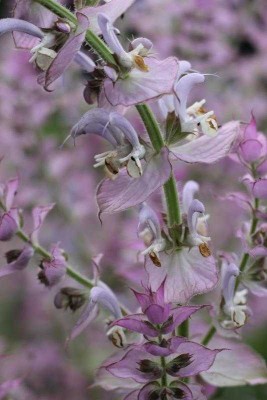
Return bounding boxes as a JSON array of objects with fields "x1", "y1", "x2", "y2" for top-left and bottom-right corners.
[
  {"x1": 0, "y1": 18, "x2": 44, "y2": 39},
  {"x1": 168, "y1": 338, "x2": 221, "y2": 377},
  {"x1": 81, "y1": 0, "x2": 135, "y2": 35},
  {"x1": 201, "y1": 338, "x2": 267, "y2": 386},
  {"x1": 171, "y1": 121, "x2": 241, "y2": 164},
  {"x1": 43, "y1": 12, "x2": 89, "y2": 89},
  {"x1": 97, "y1": 148, "x2": 172, "y2": 215},
  {"x1": 145, "y1": 248, "x2": 218, "y2": 304},
  {"x1": 103, "y1": 57, "x2": 179, "y2": 106},
  {"x1": 106, "y1": 346, "x2": 159, "y2": 383}
]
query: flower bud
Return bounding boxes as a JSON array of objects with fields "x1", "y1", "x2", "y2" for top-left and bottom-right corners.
[
  {"x1": 166, "y1": 353, "x2": 193, "y2": 375},
  {"x1": 0, "y1": 212, "x2": 18, "y2": 241},
  {"x1": 54, "y1": 287, "x2": 86, "y2": 311},
  {"x1": 138, "y1": 359, "x2": 162, "y2": 378}
]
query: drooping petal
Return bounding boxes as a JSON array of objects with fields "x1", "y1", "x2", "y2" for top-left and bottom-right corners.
[
  {"x1": 168, "y1": 338, "x2": 221, "y2": 377},
  {"x1": 0, "y1": 18, "x2": 44, "y2": 39},
  {"x1": 201, "y1": 338, "x2": 267, "y2": 386},
  {"x1": 103, "y1": 57, "x2": 179, "y2": 106},
  {"x1": 113, "y1": 314, "x2": 158, "y2": 337},
  {"x1": 171, "y1": 121, "x2": 241, "y2": 164},
  {"x1": 97, "y1": 148, "x2": 172, "y2": 215},
  {"x1": 68, "y1": 300, "x2": 98, "y2": 341},
  {"x1": 43, "y1": 12, "x2": 89, "y2": 89},
  {"x1": 145, "y1": 248, "x2": 218, "y2": 304},
  {"x1": 81, "y1": 0, "x2": 135, "y2": 35},
  {"x1": 31, "y1": 203, "x2": 55, "y2": 243},
  {"x1": 0, "y1": 246, "x2": 34, "y2": 278}
]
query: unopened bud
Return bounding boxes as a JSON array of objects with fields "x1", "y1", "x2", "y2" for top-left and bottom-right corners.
[
  {"x1": 5, "y1": 249, "x2": 23, "y2": 263},
  {"x1": 54, "y1": 287, "x2": 86, "y2": 311},
  {"x1": 166, "y1": 353, "x2": 193, "y2": 375},
  {"x1": 138, "y1": 359, "x2": 162, "y2": 378},
  {"x1": 55, "y1": 20, "x2": 71, "y2": 34}
]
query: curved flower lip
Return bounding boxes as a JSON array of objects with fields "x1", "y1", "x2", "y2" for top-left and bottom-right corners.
[
  {"x1": 96, "y1": 147, "x2": 172, "y2": 216},
  {"x1": 182, "y1": 180, "x2": 199, "y2": 214},
  {"x1": 170, "y1": 121, "x2": 241, "y2": 164},
  {"x1": 0, "y1": 18, "x2": 44, "y2": 39},
  {"x1": 103, "y1": 56, "x2": 179, "y2": 107}
]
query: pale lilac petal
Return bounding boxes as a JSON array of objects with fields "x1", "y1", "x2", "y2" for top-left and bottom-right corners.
[
  {"x1": 114, "y1": 314, "x2": 158, "y2": 337},
  {"x1": 97, "y1": 148, "x2": 172, "y2": 215},
  {"x1": 0, "y1": 213, "x2": 18, "y2": 241},
  {"x1": 68, "y1": 301, "x2": 98, "y2": 341},
  {"x1": 249, "y1": 246, "x2": 267, "y2": 258},
  {"x1": 201, "y1": 338, "x2": 267, "y2": 386},
  {"x1": 243, "y1": 281, "x2": 267, "y2": 297},
  {"x1": 217, "y1": 191, "x2": 252, "y2": 210},
  {"x1": 81, "y1": 0, "x2": 135, "y2": 35},
  {"x1": 0, "y1": 246, "x2": 34, "y2": 278},
  {"x1": 31, "y1": 204, "x2": 55, "y2": 243},
  {"x1": 143, "y1": 341, "x2": 175, "y2": 357},
  {"x1": 162, "y1": 306, "x2": 204, "y2": 334},
  {"x1": 106, "y1": 346, "x2": 159, "y2": 383},
  {"x1": 0, "y1": 18, "x2": 44, "y2": 39},
  {"x1": 130, "y1": 38, "x2": 153, "y2": 53},
  {"x1": 168, "y1": 338, "x2": 221, "y2": 377},
  {"x1": 44, "y1": 13, "x2": 89, "y2": 89},
  {"x1": 5, "y1": 178, "x2": 19, "y2": 210},
  {"x1": 145, "y1": 248, "x2": 218, "y2": 304},
  {"x1": 103, "y1": 57, "x2": 179, "y2": 106},
  {"x1": 187, "y1": 384, "x2": 206, "y2": 400},
  {"x1": 171, "y1": 121, "x2": 241, "y2": 164}
]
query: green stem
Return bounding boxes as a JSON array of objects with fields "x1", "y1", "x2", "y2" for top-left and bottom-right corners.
[
  {"x1": 201, "y1": 325, "x2": 216, "y2": 346},
  {"x1": 34, "y1": 0, "x2": 116, "y2": 65},
  {"x1": 17, "y1": 229, "x2": 94, "y2": 288},
  {"x1": 136, "y1": 104, "x2": 181, "y2": 229},
  {"x1": 160, "y1": 355, "x2": 167, "y2": 387},
  {"x1": 178, "y1": 319, "x2": 189, "y2": 338}
]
